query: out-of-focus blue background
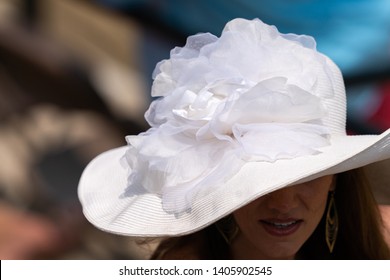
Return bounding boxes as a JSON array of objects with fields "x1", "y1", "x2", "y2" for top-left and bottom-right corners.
[{"x1": 0, "y1": 0, "x2": 389, "y2": 259}]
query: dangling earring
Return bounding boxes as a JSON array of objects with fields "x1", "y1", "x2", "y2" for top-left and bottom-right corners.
[
  {"x1": 325, "y1": 191, "x2": 338, "y2": 253},
  {"x1": 215, "y1": 215, "x2": 239, "y2": 245}
]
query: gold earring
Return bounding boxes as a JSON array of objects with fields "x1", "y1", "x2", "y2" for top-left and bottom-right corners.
[
  {"x1": 325, "y1": 191, "x2": 338, "y2": 253},
  {"x1": 215, "y1": 215, "x2": 239, "y2": 245}
]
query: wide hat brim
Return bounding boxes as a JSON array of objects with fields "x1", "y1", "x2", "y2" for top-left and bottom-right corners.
[{"x1": 78, "y1": 129, "x2": 390, "y2": 237}]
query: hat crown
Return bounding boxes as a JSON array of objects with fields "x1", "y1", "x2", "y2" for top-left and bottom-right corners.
[{"x1": 320, "y1": 61, "x2": 347, "y2": 135}]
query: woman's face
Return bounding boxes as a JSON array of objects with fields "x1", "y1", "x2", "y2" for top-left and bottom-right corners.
[{"x1": 232, "y1": 175, "x2": 334, "y2": 259}]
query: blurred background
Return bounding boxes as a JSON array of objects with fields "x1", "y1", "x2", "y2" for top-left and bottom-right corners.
[{"x1": 0, "y1": 0, "x2": 389, "y2": 259}]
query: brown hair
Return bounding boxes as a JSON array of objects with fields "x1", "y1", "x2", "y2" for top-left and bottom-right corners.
[
  {"x1": 151, "y1": 168, "x2": 390, "y2": 259},
  {"x1": 298, "y1": 168, "x2": 390, "y2": 259}
]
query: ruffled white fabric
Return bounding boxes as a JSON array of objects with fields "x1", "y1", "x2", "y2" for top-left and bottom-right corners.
[{"x1": 122, "y1": 18, "x2": 335, "y2": 214}]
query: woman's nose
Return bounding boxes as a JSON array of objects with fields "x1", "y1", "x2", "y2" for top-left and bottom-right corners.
[{"x1": 265, "y1": 186, "x2": 299, "y2": 213}]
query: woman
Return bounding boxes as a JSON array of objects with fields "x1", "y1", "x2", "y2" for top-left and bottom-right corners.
[
  {"x1": 78, "y1": 18, "x2": 390, "y2": 259},
  {"x1": 151, "y1": 169, "x2": 390, "y2": 259}
]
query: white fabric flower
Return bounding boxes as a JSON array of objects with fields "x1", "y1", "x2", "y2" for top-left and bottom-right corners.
[{"x1": 123, "y1": 18, "x2": 335, "y2": 214}]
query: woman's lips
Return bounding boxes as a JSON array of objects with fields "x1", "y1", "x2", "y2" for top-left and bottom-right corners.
[{"x1": 260, "y1": 219, "x2": 303, "y2": 237}]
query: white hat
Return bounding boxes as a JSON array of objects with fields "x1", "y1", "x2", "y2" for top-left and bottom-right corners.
[{"x1": 78, "y1": 18, "x2": 390, "y2": 237}]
